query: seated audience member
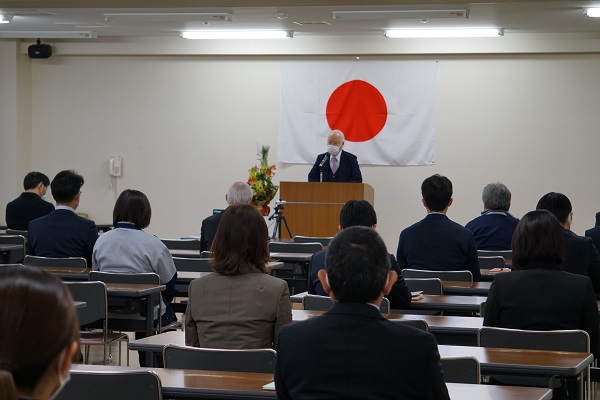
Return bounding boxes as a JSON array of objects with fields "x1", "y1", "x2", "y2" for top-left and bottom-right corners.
[
  {"x1": 186, "y1": 204, "x2": 292, "y2": 349},
  {"x1": 275, "y1": 227, "x2": 450, "y2": 400},
  {"x1": 585, "y1": 211, "x2": 600, "y2": 254},
  {"x1": 308, "y1": 200, "x2": 411, "y2": 309},
  {"x1": 5, "y1": 172, "x2": 54, "y2": 230},
  {"x1": 200, "y1": 181, "x2": 252, "y2": 252},
  {"x1": 308, "y1": 130, "x2": 362, "y2": 183},
  {"x1": 92, "y1": 189, "x2": 177, "y2": 328},
  {"x1": 27, "y1": 170, "x2": 98, "y2": 267},
  {"x1": 536, "y1": 192, "x2": 600, "y2": 292},
  {"x1": 484, "y1": 210, "x2": 599, "y2": 358},
  {"x1": 465, "y1": 182, "x2": 519, "y2": 250},
  {"x1": 0, "y1": 266, "x2": 79, "y2": 400},
  {"x1": 396, "y1": 174, "x2": 480, "y2": 281}
]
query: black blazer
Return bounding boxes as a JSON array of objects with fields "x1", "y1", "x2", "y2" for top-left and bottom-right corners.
[
  {"x1": 27, "y1": 209, "x2": 98, "y2": 267},
  {"x1": 585, "y1": 226, "x2": 600, "y2": 261},
  {"x1": 308, "y1": 151, "x2": 362, "y2": 183},
  {"x1": 200, "y1": 209, "x2": 226, "y2": 252},
  {"x1": 275, "y1": 302, "x2": 449, "y2": 400},
  {"x1": 397, "y1": 214, "x2": 481, "y2": 281},
  {"x1": 5, "y1": 192, "x2": 54, "y2": 230},
  {"x1": 483, "y1": 265, "x2": 599, "y2": 358},
  {"x1": 562, "y1": 229, "x2": 600, "y2": 293},
  {"x1": 307, "y1": 249, "x2": 412, "y2": 309}
]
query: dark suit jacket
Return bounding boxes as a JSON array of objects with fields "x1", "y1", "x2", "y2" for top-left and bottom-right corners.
[
  {"x1": 465, "y1": 211, "x2": 519, "y2": 251},
  {"x1": 5, "y1": 192, "x2": 54, "y2": 230},
  {"x1": 483, "y1": 264, "x2": 599, "y2": 358},
  {"x1": 397, "y1": 213, "x2": 481, "y2": 281},
  {"x1": 585, "y1": 226, "x2": 600, "y2": 261},
  {"x1": 199, "y1": 209, "x2": 226, "y2": 252},
  {"x1": 275, "y1": 302, "x2": 450, "y2": 400},
  {"x1": 27, "y1": 209, "x2": 98, "y2": 267},
  {"x1": 308, "y1": 151, "x2": 362, "y2": 183},
  {"x1": 562, "y1": 228, "x2": 600, "y2": 293},
  {"x1": 307, "y1": 250, "x2": 412, "y2": 309}
]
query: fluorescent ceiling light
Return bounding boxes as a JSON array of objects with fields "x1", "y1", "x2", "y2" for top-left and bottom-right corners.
[
  {"x1": 585, "y1": 8, "x2": 600, "y2": 17},
  {"x1": 333, "y1": 9, "x2": 468, "y2": 20},
  {"x1": 181, "y1": 30, "x2": 291, "y2": 39},
  {"x1": 0, "y1": 31, "x2": 97, "y2": 39},
  {"x1": 385, "y1": 28, "x2": 503, "y2": 38},
  {"x1": 104, "y1": 12, "x2": 232, "y2": 23}
]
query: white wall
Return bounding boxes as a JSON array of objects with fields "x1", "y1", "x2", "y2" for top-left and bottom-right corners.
[{"x1": 2, "y1": 35, "x2": 600, "y2": 252}]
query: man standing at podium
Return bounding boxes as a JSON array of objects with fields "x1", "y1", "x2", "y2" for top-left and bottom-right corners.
[{"x1": 308, "y1": 130, "x2": 362, "y2": 183}]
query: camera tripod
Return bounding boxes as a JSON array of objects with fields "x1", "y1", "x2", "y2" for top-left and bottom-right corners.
[{"x1": 268, "y1": 203, "x2": 292, "y2": 240}]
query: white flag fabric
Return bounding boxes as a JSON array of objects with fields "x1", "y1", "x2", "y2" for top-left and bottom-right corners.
[{"x1": 278, "y1": 60, "x2": 438, "y2": 166}]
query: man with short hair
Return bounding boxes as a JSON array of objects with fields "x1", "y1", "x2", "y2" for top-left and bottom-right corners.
[
  {"x1": 308, "y1": 200, "x2": 411, "y2": 309},
  {"x1": 27, "y1": 170, "x2": 98, "y2": 267},
  {"x1": 396, "y1": 174, "x2": 481, "y2": 281},
  {"x1": 275, "y1": 226, "x2": 450, "y2": 400},
  {"x1": 537, "y1": 192, "x2": 600, "y2": 292},
  {"x1": 200, "y1": 181, "x2": 252, "y2": 252},
  {"x1": 466, "y1": 182, "x2": 519, "y2": 250},
  {"x1": 5, "y1": 172, "x2": 54, "y2": 230},
  {"x1": 308, "y1": 130, "x2": 362, "y2": 183}
]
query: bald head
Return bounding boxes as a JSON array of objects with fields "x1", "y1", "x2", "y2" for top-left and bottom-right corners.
[
  {"x1": 226, "y1": 181, "x2": 253, "y2": 206},
  {"x1": 328, "y1": 130, "x2": 345, "y2": 146}
]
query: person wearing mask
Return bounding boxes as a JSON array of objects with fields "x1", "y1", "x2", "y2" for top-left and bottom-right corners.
[
  {"x1": 0, "y1": 266, "x2": 79, "y2": 400},
  {"x1": 308, "y1": 130, "x2": 362, "y2": 183}
]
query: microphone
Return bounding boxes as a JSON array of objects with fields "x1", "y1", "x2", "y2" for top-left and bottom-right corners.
[{"x1": 319, "y1": 154, "x2": 329, "y2": 168}]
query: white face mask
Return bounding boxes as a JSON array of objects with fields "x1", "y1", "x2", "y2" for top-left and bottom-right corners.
[
  {"x1": 327, "y1": 145, "x2": 340, "y2": 156},
  {"x1": 49, "y1": 349, "x2": 71, "y2": 400}
]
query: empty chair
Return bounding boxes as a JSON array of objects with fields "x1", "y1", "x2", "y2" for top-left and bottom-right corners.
[
  {"x1": 89, "y1": 271, "x2": 181, "y2": 333},
  {"x1": 65, "y1": 281, "x2": 129, "y2": 365},
  {"x1": 477, "y1": 249, "x2": 512, "y2": 262},
  {"x1": 478, "y1": 256, "x2": 505, "y2": 270},
  {"x1": 293, "y1": 236, "x2": 332, "y2": 247},
  {"x1": 161, "y1": 238, "x2": 202, "y2": 257},
  {"x1": 478, "y1": 327, "x2": 590, "y2": 393},
  {"x1": 269, "y1": 241, "x2": 323, "y2": 254},
  {"x1": 404, "y1": 278, "x2": 443, "y2": 295},
  {"x1": 395, "y1": 319, "x2": 429, "y2": 332},
  {"x1": 6, "y1": 229, "x2": 28, "y2": 238},
  {"x1": 402, "y1": 269, "x2": 473, "y2": 282},
  {"x1": 303, "y1": 294, "x2": 390, "y2": 313},
  {"x1": 24, "y1": 254, "x2": 87, "y2": 272},
  {"x1": 173, "y1": 257, "x2": 213, "y2": 272},
  {"x1": 163, "y1": 344, "x2": 277, "y2": 373},
  {"x1": 478, "y1": 327, "x2": 589, "y2": 353},
  {"x1": 0, "y1": 234, "x2": 26, "y2": 263},
  {"x1": 55, "y1": 370, "x2": 162, "y2": 400},
  {"x1": 440, "y1": 357, "x2": 480, "y2": 384}
]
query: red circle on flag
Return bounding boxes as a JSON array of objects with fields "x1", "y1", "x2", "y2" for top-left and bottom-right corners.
[{"x1": 326, "y1": 80, "x2": 387, "y2": 142}]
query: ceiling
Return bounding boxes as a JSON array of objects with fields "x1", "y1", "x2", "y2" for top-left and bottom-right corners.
[{"x1": 1, "y1": 1, "x2": 600, "y2": 39}]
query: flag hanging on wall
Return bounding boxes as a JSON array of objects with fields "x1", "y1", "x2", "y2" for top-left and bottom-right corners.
[{"x1": 278, "y1": 60, "x2": 438, "y2": 166}]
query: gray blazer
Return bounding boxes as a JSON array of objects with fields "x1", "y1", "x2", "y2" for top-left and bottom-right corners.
[{"x1": 185, "y1": 269, "x2": 292, "y2": 349}]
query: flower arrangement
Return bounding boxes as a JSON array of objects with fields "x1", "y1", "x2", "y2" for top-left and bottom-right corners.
[{"x1": 248, "y1": 145, "x2": 279, "y2": 216}]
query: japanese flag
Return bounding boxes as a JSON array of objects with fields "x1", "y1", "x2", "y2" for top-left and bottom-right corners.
[{"x1": 278, "y1": 60, "x2": 438, "y2": 166}]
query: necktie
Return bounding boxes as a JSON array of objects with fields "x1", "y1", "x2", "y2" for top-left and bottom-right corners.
[{"x1": 331, "y1": 156, "x2": 338, "y2": 174}]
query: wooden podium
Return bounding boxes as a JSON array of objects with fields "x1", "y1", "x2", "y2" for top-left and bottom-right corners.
[{"x1": 278, "y1": 182, "x2": 374, "y2": 238}]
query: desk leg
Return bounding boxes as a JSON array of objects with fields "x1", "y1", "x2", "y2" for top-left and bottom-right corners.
[{"x1": 144, "y1": 294, "x2": 155, "y2": 367}]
